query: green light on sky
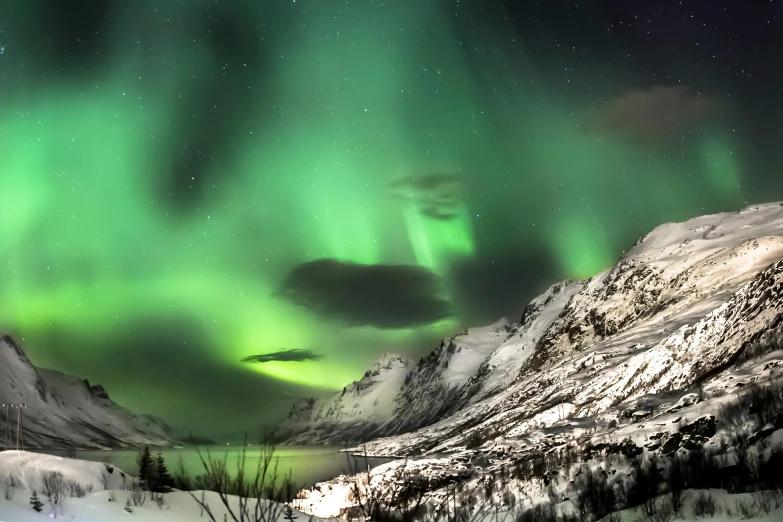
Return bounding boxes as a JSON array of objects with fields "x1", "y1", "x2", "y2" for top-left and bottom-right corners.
[{"x1": 0, "y1": 0, "x2": 747, "y2": 432}]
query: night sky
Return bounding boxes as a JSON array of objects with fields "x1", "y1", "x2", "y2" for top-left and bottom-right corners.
[{"x1": 0, "y1": 0, "x2": 781, "y2": 438}]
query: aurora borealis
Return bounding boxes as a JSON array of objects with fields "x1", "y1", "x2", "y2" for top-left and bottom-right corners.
[{"x1": 1, "y1": 0, "x2": 781, "y2": 436}]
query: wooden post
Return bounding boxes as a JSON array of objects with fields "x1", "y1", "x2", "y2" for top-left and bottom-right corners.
[
  {"x1": 4, "y1": 404, "x2": 9, "y2": 450},
  {"x1": 16, "y1": 406, "x2": 20, "y2": 450}
]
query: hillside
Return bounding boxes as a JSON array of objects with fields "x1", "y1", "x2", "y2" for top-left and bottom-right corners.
[{"x1": 0, "y1": 335, "x2": 181, "y2": 449}]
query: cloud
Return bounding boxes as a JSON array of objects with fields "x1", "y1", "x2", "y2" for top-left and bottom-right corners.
[
  {"x1": 240, "y1": 349, "x2": 324, "y2": 364},
  {"x1": 589, "y1": 85, "x2": 722, "y2": 138},
  {"x1": 277, "y1": 259, "x2": 452, "y2": 328},
  {"x1": 420, "y1": 205, "x2": 460, "y2": 221},
  {"x1": 390, "y1": 173, "x2": 463, "y2": 192},
  {"x1": 389, "y1": 173, "x2": 465, "y2": 221}
]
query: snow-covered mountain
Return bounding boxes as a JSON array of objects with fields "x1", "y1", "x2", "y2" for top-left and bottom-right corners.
[
  {"x1": 279, "y1": 202, "x2": 783, "y2": 453},
  {"x1": 281, "y1": 354, "x2": 413, "y2": 444},
  {"x1": 0, "y1": 334, "x2": 181, "y2": 448}
]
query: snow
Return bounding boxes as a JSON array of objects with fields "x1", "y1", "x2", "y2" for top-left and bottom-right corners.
[
  {"x1": 284, "y1": 355, "x2": 414, "y2": 444},
  {"x1": 0, "y1": 451, "x2": 326, "y2": 522},
  {"x1": 440, "y1": 318, "x2": 511, "y2": 386},
  {"x1": 469, "y1": 282, "x2": 583, "y2": 402},
  {"x1": 606, "y1": 490, "x2": 783, "y2": 522}
]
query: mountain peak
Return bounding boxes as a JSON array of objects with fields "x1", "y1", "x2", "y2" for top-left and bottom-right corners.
[
  {"x1": 1, "y1": 334, "x2": 30, "y2": 364},
  {"x1": 371, "y1": 353, "x2": 413, "y2": 370}
]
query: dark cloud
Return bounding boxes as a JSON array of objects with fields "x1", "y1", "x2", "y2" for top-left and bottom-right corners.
[
  {"x1": 389, "y1": 173, "x2": 465, "y2": 222},
  {"x1": 278, "y1": 259, "x2": 452, "y2": 328},
  {"x1": 390, "y1": 173, "x2": 463, "y2": 192},
  {"x1": 241, "y1": 349, "x2": 324, "y2": 364},
  {"x1": 420, "y1": 206, "x2": 460, "y2": 221},
  {"x1": 588, "y1": 85, "x2": 722, "y2": 139}
]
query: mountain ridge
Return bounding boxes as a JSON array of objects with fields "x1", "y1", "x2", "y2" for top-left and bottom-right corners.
[
  {"x1": 0, "y1": 334, "x2": 183, "y2": 449},
  {"x1": 277, "y1": 202, "x2": 783, "y2": 453}
]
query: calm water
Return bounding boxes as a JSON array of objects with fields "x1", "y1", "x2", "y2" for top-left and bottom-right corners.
[{"x1": 41, "y1": 446, "x2": 394, "y2": 488}]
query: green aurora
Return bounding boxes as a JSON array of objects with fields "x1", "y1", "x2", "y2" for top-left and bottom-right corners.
[{"x1": 0, "y1": 0, "x2": 759, "y2": 434}]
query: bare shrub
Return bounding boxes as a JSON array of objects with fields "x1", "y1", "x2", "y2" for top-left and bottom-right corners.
[
  {"x1": 575, "y1": 468, "x2": 616, "y2": 522},
  {"x1": 691, "y1": 491, "x2": 718, "y2": 518},
  {"x1": 731, "y1": 495, "x2": 762, "y2": 519},
  {"x1": 717, "y1": 380, "x2": 783, "y2": 432},
  {"x1": 737, "y1": 326, "x2": 783, "y2": 363},
  {"x1": 662, "y1": 457, "x2": 687, "y2": 514},
  {"x1": 42, "y1": 471, "x2": 65, "y2": 506},
  {"x1": 644, "y1": 496, "x2": 675, "y2": 522},
  {"x1": 755, "y1": 446, "x2": 783, "y2": 489},
  {"x1": 757, "y1": 490, "x2": 783, "y2": 513},
  {"x1": 626, "y1": 457, "x2": 661, "y2": 517},
  {"x1": 465, "y1": 431, "x2": 484, "y2": 450},
  {"x1": 345, "y1": 450, "x2": 433, "y2": 522},
  {"x1": 130, "y1": 482, "x2": 147, "y2": 507},
  {"x1": 173, "y1": 455, "x2": 193, "y2": 491},
  {"x1": 669, "y1": 448, "x2": 719, "y2": 490},
  {"x1": 7, "y1": 474, "x2": 21, "y2": 489},
  {"x1": 65, "y1": 479, "x2": 89, "y2": 498},
  {"x1": 188, "y1": 436, "x2": 297, "y2": 522},
  {"x1": 515, "y1": 501, "x2": 556, "y2": 522},
  {"x1": 3, "y1": 478, "x2": 14, "y2": 501},
  {"x1": 100, "y1": 470, "x2": 111, "y2": 490}
]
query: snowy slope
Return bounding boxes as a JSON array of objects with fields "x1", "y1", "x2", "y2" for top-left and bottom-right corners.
[
  {"x1": 280, "y1": 202, "x2": 783, "y2": 453},
  {"x1": 462, "y1": 281, "x2": 584, "y2": 404},
  {"x1": 282, "y1": 355, "x2": 414, "y2": 444},
  {"x1": 0, "y1": 451, "x2": 323, "y2": 522},
  {"x1": 0, "y1": 335, "x2": 180, "y2": 449},
  {"x1": 280, "y1": 320, "x2": 518, "y2": 444}
]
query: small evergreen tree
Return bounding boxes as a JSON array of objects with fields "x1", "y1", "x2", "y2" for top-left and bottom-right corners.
[
  {"x1": 154, "y1": 452, "x2": 173, "y2": 493},
  {"x1": 137, "y1": 445, "x2": 154, "y2": 489},
  {"x1": 30, "y1": 490, "x2": 44, "y2": 512}
]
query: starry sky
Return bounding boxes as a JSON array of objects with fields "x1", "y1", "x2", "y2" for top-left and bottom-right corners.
[{"x1": 0, "y1": 0, "x2": 781, "y2": 438}]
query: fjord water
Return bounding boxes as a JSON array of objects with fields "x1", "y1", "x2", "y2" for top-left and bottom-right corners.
[{"x1": 42, "y1": 446, "x2": 393, "y2": 488}]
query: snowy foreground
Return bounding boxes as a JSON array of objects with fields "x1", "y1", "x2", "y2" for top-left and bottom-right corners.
[
  {"x1": 2, "y1": 451, "x2": 783, "y2": 521},
  {"x1": 0, "y1": 451, "x2": 325, "y2": 522}
]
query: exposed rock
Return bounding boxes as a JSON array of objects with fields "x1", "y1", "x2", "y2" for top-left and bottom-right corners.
[
  {"x1": 679, "y1": 416, "x2": 717, "y2": 438},
  {"x1": 661, "y1": 433, "x2": 683, "y2": 455}
]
